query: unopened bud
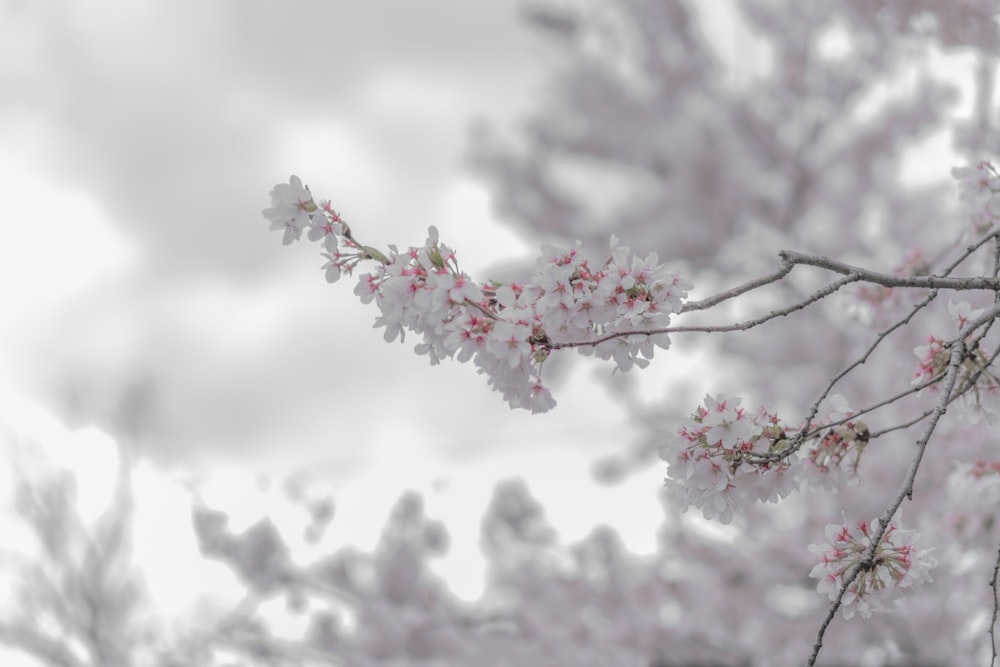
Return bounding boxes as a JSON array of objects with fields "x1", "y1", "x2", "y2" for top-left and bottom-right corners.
[
  {"x1": 362, "y1": 246, "x2": 389, "y2": 264},
  {"x1": 428, "y1": 247, "x2": 446, "y2": 269}
]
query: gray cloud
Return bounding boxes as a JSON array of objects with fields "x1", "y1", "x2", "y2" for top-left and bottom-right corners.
[{"x1": 2, "y1": 0, "x2": 616, "y2": 468}]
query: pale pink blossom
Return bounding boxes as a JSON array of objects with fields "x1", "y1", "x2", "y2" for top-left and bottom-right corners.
[{"x1": 808, "y1": 518, "x2": 936, "y2": 620}]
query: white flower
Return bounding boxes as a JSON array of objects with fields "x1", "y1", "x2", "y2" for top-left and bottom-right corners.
[
  {"x1": 321, "y1": 252, "x2": 341, "y2": 283},
  {"x1": 488, "y1": 320, "x2": 532, "y2": 369},
  {"x1": 952, "y1": 162, "x2": 998, "y2": 207},
  {"x1": 947, "y1": 299, "x2": 984, "y2": 330},
  {"x1": 263, "y1": 175, "x2": 314, "y2": 245},
  {"x1": 308, "y1": 205, "x2": 343, "y2": 243},
  {"x1": 702, "y1": 407, "x2": 753, "y2": 449},
  {"x1": 825, "y1": 394, "x2": 853, "y2": 421}
]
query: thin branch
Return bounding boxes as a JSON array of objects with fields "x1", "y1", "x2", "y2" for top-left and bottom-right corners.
[
  {"x1": 992, "y1": 235, "x2": 1000, "y2": 286},
  {"x1": 941, "y1": 227, "x2": 1000, "y2": 275},
  {"x1": 680, "y1": 258, "x2": 795, "y2": 312},
  {"x1": 552, "y1": 234, "x2": 1000, "y2": 353},
  {"x1": 804, "y1": 372, "x2": 943, "y2": 439},
  {"x1": 867, "y1": 409, "x2": 936, "y2": 440},
  {"x1": 780, "y1": 250, "x2": 1000, "y2": 291},
  {"x1": 806, "y1": 559, "x2": 866, "y2": 667},
  {"x1": 990, "y1": 535, "x2": 1000, "y2": 667}
]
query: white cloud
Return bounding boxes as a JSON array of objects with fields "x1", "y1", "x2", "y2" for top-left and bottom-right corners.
[{"x1": 0, "y1": 161, "x2": 137, "y2": 320}]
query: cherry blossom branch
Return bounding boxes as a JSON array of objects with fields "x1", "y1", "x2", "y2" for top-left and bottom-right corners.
[
  {"x1": 744, "y1": 232, "x2": 997, "y2": 463},
  {"x1": 900, "y1": 340, "x2": 968, "y2": 506},
  {"x1": 748, "y1": 254, "x2": 1000, "y2": 464},
  {"x1": 264, "y1": 174, "x2": 1000, "y2": 664},
  {"x1": 808, "y1": 303, "x2": 1000, "y2": 664},
  {"x1": 802, "y1": 319, "x2": 998, "y2": 443},
  {"x1": 266, "y1": 179, "x2": 1000, "y2": 404},
  {"x1": 265, "y1": 177, "x2": 1000, "y2": 472},
  {"x1": 780, "y1": 307, "x2": 993, "y2": 459},
  {"x1": 866, "y1": 339, "x2": 1000, "y2": 441},
  {"x1": 807, "y1": 334, "x2": 967, "y2": 666},
  {"x1": 554, "y1": 240, "x2": 1000, "y2": 352}
]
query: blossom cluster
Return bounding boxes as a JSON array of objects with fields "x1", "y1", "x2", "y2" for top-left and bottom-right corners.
[
  {"x1": 263, "y1": 176, "x2": 691, "y2": 412},
  {"x1": 798, "y1": 418, "x2": 869, "y2": 490},
  {"x1": 662, "y1": 394, "x2": 870, "y2": 523},
  {"x1": 912, "y1": 300, "x2": 1000, "y2": 423},
  {"x1": 808, "y1": 518, "x2": 937, "y2": 620},
  {"x1": 660, "y1": 394, "x2": 797, "y2": 523}
]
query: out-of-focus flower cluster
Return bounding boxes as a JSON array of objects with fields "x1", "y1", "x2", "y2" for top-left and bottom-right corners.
[
  {"x1": 946, "y1": 460, "x2": 1000, "y2": 541},
  {"x1": 808, "y1": 518, "x2": 937, "y2": 620},
  {"x1": 799, "y1": 418, "x2": 869, "y2": 490},
  {"x1": 853, "y1": 249, "x2": 930, "y2": 319},
  {"x1": 263, "y1": 177, "x2": 691, "y2": 412},
  {"x1": 188, "y1": 484, "x2": 685, "y2": 667},
  {"x1": 952, "y1": 160, "x2": 1000, "y2": 235}
]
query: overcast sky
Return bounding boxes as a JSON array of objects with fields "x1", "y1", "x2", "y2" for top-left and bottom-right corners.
[{"x1": 0, "y1": 1, "x2": 675, "y2": 614}]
